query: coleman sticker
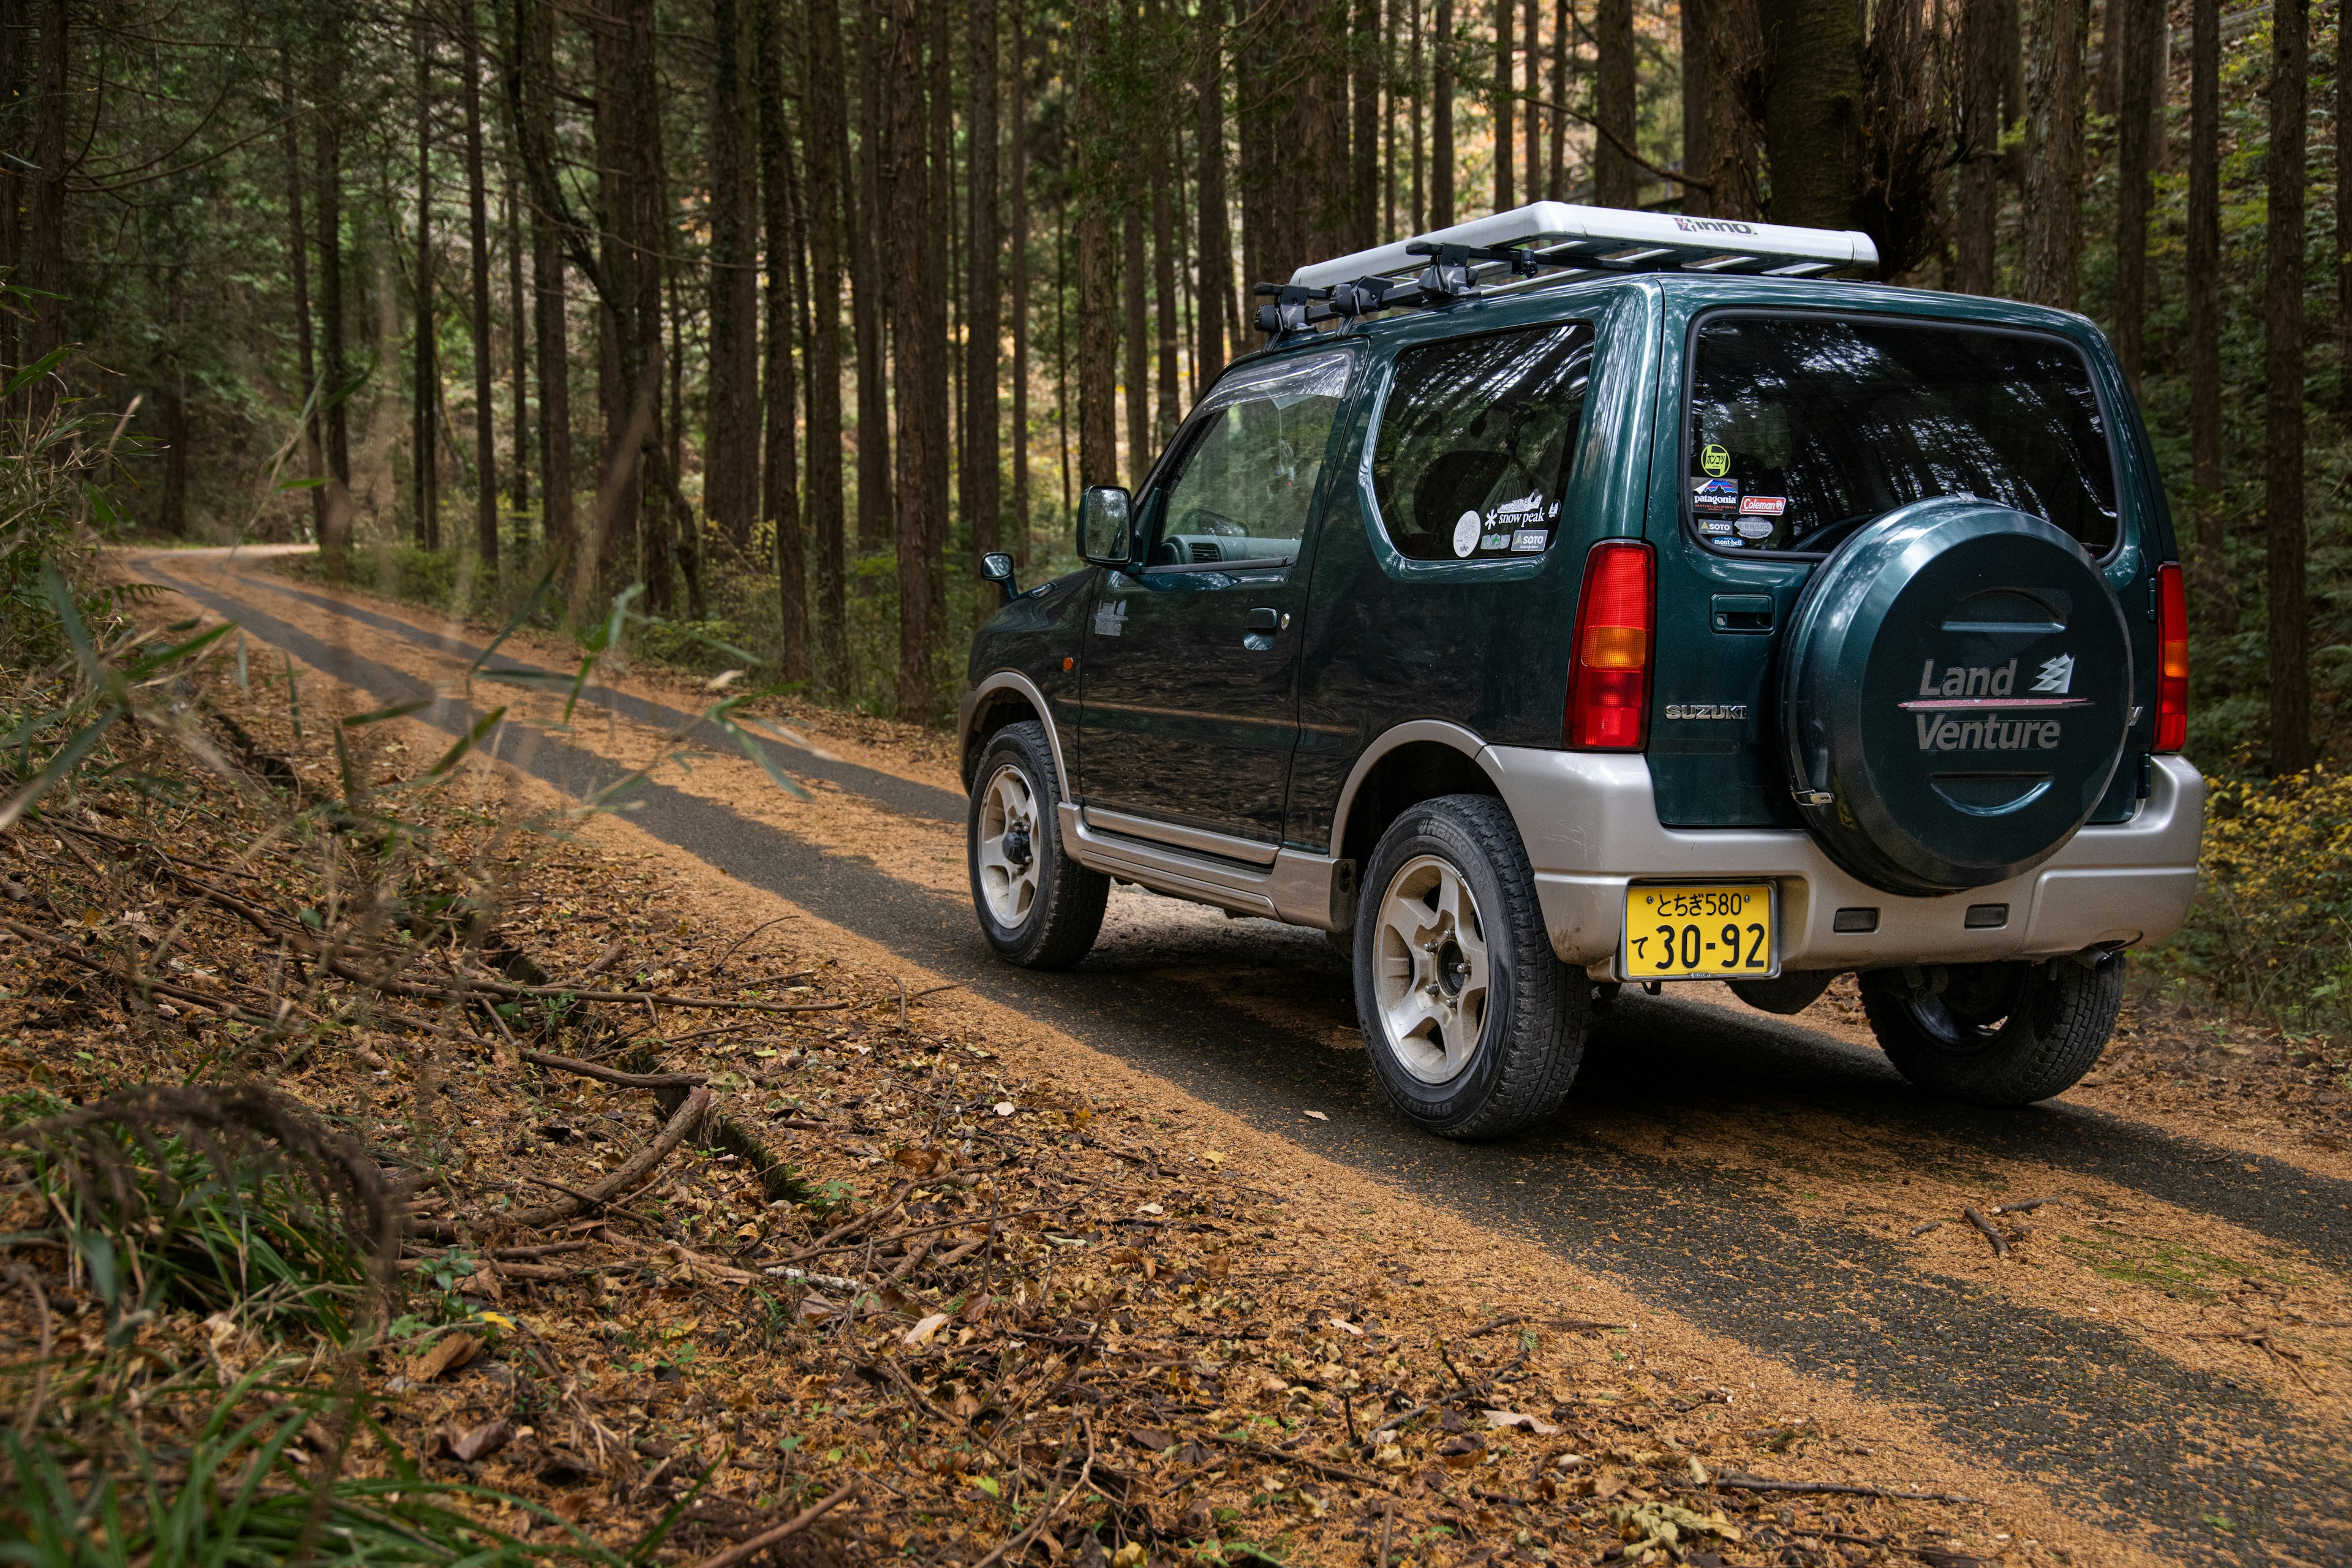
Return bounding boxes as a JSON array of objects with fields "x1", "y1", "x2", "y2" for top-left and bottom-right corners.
[
  {"x1": 1739, "y1": 496, "x2": 1786, "y2": 516},
  {"x1": 1700, "y1": 444, "x2": 1731, "y2": 477},
  {"x1": 1452, "y1": 510, "x2": 1480, "y2": 558}
]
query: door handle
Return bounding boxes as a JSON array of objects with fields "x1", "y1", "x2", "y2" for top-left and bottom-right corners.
[{"x1": 1244, "y1": 607, "x2": 1281, "y2": 633}]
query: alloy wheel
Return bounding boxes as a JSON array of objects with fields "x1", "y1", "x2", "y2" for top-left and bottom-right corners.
[
  {"x1": 1372, "y1": 854, "x2": 1491, "y2": 1084},
  {"x1": 976, "y1": 763, "x2": 1041, "y2": 929}
]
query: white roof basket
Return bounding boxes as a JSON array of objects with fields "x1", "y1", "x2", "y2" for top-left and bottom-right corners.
[{"x1": 1287, "y1": 201, "x2": 1879, "y2": 290}]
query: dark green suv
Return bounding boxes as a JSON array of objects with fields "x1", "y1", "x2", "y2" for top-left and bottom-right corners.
[{"x1": 957, "y1": 204, "x2": 2201, "y2": 1140}]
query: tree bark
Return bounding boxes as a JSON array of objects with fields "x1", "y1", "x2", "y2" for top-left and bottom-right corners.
[
  {"x1": 2019, "y1": 0, "x2": 2088, "y2": 308},
  {"x1": 2187, "y1": 0, "x2": 2229, "y2": 630},
  {"x1": 1521, "y1": 0, "x2": 1539, "y2": 197},
  {"x1": 965, "y1": 0, "x2": 1002, "y2": 563},
  {"x1": 852, "y1": 1, "x2": 892, "y2": 556},
  {"x1": 0, "y1": 0, "x2": 24, "y2": 381},
  {"x1": 23, "y1": 0, "x2": 64, "y2": 421},
  {"x1": 1010, "y1": 0, "x2": 1033, "y2": 563},
  {"x1": 1409, "y1": 0, "x2": 1425, "y2": 227},
  {"x1": 805, "y1": 0, "x2": 850, "y2": 687},
  {"x1": 2265, "y1": 0, "x2": 2310, "y2": 775},
  {"x1": 1494, "y1": 0, "x2": 1513, "y2": 209},
  {"x1": 707, "y1": 0, "x2": 762, "y2": 556},
  {"x1": 1954, "y1": 0, "x2": 2003, "y2": 294},
  {"x1": 886, "y1": 0, "x2": 946, "y2": 721},
  {"x1": 1151, "y1": 80, "x2": 1180, "y2": 440},
  {"x1": 281, "y1": 94, "x2": 326, "y2": 544},
  {"x1": 1681, "y1": 0, "x2": 1708, "y2": 213},
  {"x1": 1123, "y1": 204, "x2": 1148, "y2": 486},
  {"x1": 314, "y1": 31, "x2": 352, "y2": 500},
  {"x1": 1076, "y1": 4, "x2": 1118, "y2": 492},
  {"x1": 520, "y1": 0, "x2": 573, "y2": 564},
  {"x1": 1596, "y1": 0, "x2": 1635, "y2": 207},
  {"x1": 2339, "y1": 0, "x2": 2352, "y2": 408},
  {"x1": 1432, "y1": 0, "x2": 1455, "y2": 225},
  {"x1": 415, "y1": 16, "x2": 440, "y2": 548},
  {"x1": 460, "y1": 1, "x2": 499, "y2": 564},
  {"x1": 1354, "y1": 0, "x2": 1381, "y2": 246},
  {"x1": 1195, "y1": 0, "x2": 1231, "y2": 385},
  {"x1": 755, "y1": 0, "x2": 805, "y2": 683},
  {"x1": 160, "y1": 353, "x2": 189, "y2": 535},
  {"x1": 502, "y1": 171, "x2": 528, "y2": 522},
  {"x1": 924, "y1": 0, "x2": 951, "y2": 647},
  {"x1": 1755, "y1": 0, "x2": 1861, "y2": 228},
  {"x1": 2113, "y1": 0, "x2": 2158, "y2": 393},
  {"x1": 1706, "y1": 0, "x2": 1764, "y2": 219}
]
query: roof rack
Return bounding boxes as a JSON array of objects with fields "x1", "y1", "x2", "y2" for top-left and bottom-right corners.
[{"x1": 1252, "y1": 202, "x2": 1880, "y2": 345}]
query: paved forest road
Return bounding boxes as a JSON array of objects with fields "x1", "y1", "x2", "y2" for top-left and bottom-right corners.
[{"x1": 134, "y1": 548, "x2": 2352, "y2": 1567}]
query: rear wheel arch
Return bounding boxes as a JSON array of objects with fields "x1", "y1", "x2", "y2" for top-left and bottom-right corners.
[{"x1": 1335, "y1": 724, "x2": 1507, "y2": 870}]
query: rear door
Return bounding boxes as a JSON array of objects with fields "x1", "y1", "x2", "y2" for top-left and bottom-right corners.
[{"x1": 1644, "y1": 304, "x2": 2131, "y2": 828}]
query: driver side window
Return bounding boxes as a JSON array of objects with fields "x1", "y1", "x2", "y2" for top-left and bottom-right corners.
[{"x1": 1146, "y1": 349, "x2": 1352, "y2": 569}]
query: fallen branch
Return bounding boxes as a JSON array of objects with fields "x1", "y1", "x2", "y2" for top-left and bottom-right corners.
[
  {"x1": 1208, "y1": 1432, "x2": 1392, "y2": 1490},
  {"x1": 1713, "y1": 1472, "x2": 1981, "y2": 1506},
  {"x1": 689, "y1": 1476, "x2": 860, "y2": 1568},
  {"x1": 1962, "y1": 1207, "x2": 2010, "y2": 1259},
  {"x1": 1989, "y1": 1197, "x2": 2062, "y2": 1216},
  {"x1": 412, "y1": 1087, "x2": 710, "y2": 1237},
  {"x1": 521, "y1": 1049, "x2": 706, "y2": 1090},
  {"x1": 1907, "y1": 1221, "x2": 1945, "y2": 1239},
  {"x1": 970, "y1": 1420, "x2": 1095, "y2": 1568}
]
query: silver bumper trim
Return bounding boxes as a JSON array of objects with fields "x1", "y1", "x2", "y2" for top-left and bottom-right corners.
[{"x1": 1479, "y1": 747, "x2": 2206, "y2": 976}]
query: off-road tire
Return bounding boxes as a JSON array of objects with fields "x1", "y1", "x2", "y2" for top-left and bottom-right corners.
[
  {"x1": 967, "y1": 722, "x2": 1109, "y2": 970},
  {"x1": 1860, "y1": 954, "x2": 2124, "y2": 1106},
  {"x1": 1353, "y1": 794, "x2": 1586, "y2": 1139}
]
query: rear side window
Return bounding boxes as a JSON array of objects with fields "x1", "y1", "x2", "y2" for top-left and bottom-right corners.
[
  {"x1": 1685, "y1": 315, "x2": 2118, "y2": 555},
  {"x1": 1372, "y1": 322, "x2": 1596, "y2": 561}
]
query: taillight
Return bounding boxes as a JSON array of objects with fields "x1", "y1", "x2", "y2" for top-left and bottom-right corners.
[
  {"x1": 2154, "y1": 562, "x2": 2188, "y2": 752},
  {"x1": 1566, "y1": 540, "x2": 1654, "y2": 751}
]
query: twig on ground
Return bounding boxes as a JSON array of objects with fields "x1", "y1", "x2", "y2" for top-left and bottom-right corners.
[
  {"x1": 413, "y1": 1086, "x2": 710, "y2": 1237},
  {"x1": 970, "y1": 1418, "x2": 1095, "y2": 1568},
  {"x1": 1907, "y1": 1221, "x2": 1945, "y2": 1239},
  {"x1": 1989, "y1": 1197, "x2": 2062, "y2": 1216},
  {"x1": 521, "y1": 1049, "x2": 706, "y2": 1090},
  {"x1": 1713, "y1": 1472, "x2": 1981, "y2": 1504},
  {"x1": 688, "y1": 1476, "x2": 860, "y2": 1568},
  {"x1": 1962, "y1": 1207, "x2": 2010, "y2": 1259}
]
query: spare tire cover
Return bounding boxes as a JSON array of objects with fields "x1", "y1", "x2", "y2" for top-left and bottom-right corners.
[{"x1": 1779, "y1": 497, "x2": 2132, "y2": 895}]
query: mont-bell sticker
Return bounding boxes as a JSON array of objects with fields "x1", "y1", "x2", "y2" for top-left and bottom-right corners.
[
  {"x1": 1452, "y1": 510, "x2": 1480, "y2": 559},
  {"x1": 1700, "y1": 443, "x2": 1731, "y2": 477},
  {"x1": 1738, "y1": 495, "x2": 1786, "y2": 517}
]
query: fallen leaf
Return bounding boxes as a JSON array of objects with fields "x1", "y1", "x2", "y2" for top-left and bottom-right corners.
[
  {"x1": 407, "y1": 1331, "x2": 481, "y2": 1384},
  {"x1": 451, "y1": 1415, "x2": 514, "y2": 1462},
  {"x1": 1128, "y1": 1427, "x2": 1177, "y2": 1452},
  {"x1": 1329, "y1": 1317, "x2": 1364, "y2": 1336},
  {"x1": 993, "y1": 1101, "x2": 1016, "y2": 1117},
  {"x1": 904, "y1": 1311, "x2": 952, "y2": 1348},
  {"x1": 1199, "y1": 1149, "x2": 1225, "y2": 1167},
  {"x1": 1138, "y1": 1202, "x2": 1163, "y2": 1215},
  {"x1": 1482, "y1": 1409, "x2": 1560, "y2": 1435},
  {"x1": 1303, "y1": 1109, "x2": 1329, "y2": 1121}
]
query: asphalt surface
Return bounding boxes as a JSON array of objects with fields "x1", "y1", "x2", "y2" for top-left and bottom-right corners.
[{"x1": 140, "y1": 551, "x2": 2352, "y2": 1566}]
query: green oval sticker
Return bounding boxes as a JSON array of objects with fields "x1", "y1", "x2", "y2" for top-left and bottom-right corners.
[{"x1": 1700, "y1": 443, "x2": 1731, "y2": 477}]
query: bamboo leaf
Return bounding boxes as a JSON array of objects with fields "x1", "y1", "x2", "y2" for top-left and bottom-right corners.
[
  {"x1": 0, "y1": 707, "x2": 124, "y2": 831},
  {"x1": 718, "y1": 717, "x2": 813, "y2": 802},
  {"x1": 468, "y1": 554, "x2": 565, "y2": 679},
  {"x1": 427, "y1": 706, "x2": 508, "y2": 777},
  {"x1": 39, "y1": 562, "x2": 103, "y2": 687},
  {"x1": 340, "y1": 698, "x2": 431, "y2": 728},
  {"x1": 6, "y1": 344, "x2": 71, "y2": 394}
]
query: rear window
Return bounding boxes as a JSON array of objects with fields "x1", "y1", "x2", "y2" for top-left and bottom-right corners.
[
  {"x1": 1684, "y1": 315, "x2": 2119, "y2": 556},
  {"x1": 1372, "y1": 322, "x2": 1596, "y2": 561}
]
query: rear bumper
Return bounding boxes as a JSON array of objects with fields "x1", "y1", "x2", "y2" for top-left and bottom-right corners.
[{"x1": 1482, "y1": 747, "x2": 2206, "y2": 977}]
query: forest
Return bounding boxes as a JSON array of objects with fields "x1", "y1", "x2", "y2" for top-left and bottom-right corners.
[{"x1": 0, "y1": 0, "x2": 2341, "y2": 765}]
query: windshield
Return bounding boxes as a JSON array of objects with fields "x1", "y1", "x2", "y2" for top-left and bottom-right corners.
[{"x1": 1684, "y1": 315, "x2": 2119, "y2": 555}]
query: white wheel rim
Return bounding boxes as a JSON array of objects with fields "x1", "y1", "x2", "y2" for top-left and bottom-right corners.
[
  {"x1": 1371, "y1": 854, "x2": 1491, "y2": 1085},
  {"x1": 976, "y1": 763, "x2": 1042, "y2": 929}
]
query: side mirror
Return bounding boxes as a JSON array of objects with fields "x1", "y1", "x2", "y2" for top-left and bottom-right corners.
[
  {"x1": 979, "y1": 551, "x2": 1018, "y2": 604},
  {"x1": 1077, "y1": 486, "x2": 1134, "y2": 568}
]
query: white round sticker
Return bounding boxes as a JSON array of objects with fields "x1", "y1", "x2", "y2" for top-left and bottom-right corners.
[
  {"x1": 1453, "y1": 511, "x2": 1482, "y2": 558},
  {"x1": 1735, "y1": 517, "x2": 1776, "y2": 540}
]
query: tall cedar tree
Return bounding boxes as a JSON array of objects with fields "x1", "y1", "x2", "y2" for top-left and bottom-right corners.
[
  {"x1": 756, "y1": 0, "x2": 806, "y2": 680},
  {"x1": 964, "y1": 0, "x2": 1002, "y2": 562},
  {"x1": 460, "y1": 1, "x2": 499, "y2": 564},
  {"x1": 2020, "y1": 0, "x2": 2088, "y2": 307},
  {"x1": 1756, "y1": 0, "x2": 1862, "y2": 228},
  {"x1": 1494, "y1": 0, "x2": 1512, "y2": 208},
  {"x1": 2187, "y1": 0, "x2": 2230, "y2": 627},
  {"x1": 413, "y1": 17, "x2": 438, "y2": 548},
  {"x1": 1010, "y1": 0, "x2": 1033, "y2": 561},
  {"x1": 1681, "y1": 0, "x2": 1709, "y2": 214},
  {"x1": 1596, "y1": 0, "x2": 1635, "y2": 206},
  {"x1": 1354, "y1": 0, "x2": 1380, "y2": 247},
  {"x1": 0, "y1": 0, "x2": 22, "y2": 375},
  {"x1": 25, "y1": 0, "x2": 64, "y2": 419},
  {"x1": 1076, "y1": 2, "x2": 1118, "y2": 491},
  {"x1": 502, "y1": 170, "x2": 527, "y2": 519},
  {"x1": 1151, "y1": 37, "x2": 1180, "y2": 441},
  {"x1": 2113, "y1": 0, "x2": 2158, "y2": 391},
  {"x1": 1433, "y1": 0, "x2": 1455, "y2": 224},
  {"x1": 2266, "y1": 0, "x2": 2310, "y2": 774},
  {"x1": 1125, "y1": 205, "x2": 1148, "y2": 484},
  {"x1": 852, "y1": 3, "x2": 892, "y2": 555},
  {"x1": 886, "y1": 0, "x2": 950, "y2": 720},
  {"x1": 279, "y1": 99, "x2": 325, "y2": 542},
  {"x1": 805, "y1": 0, "x2": 851, "y2": 685},
  {"x1": 924, "y1": 0, "x2": 950, "y2": 642},
  {"x1": 519, "y1": 0, "x2": 573, "y2": 562},
  {"x1": 708, "y1": 0, "x2": 762, "y2": 554},
  {"x1": 1706, "y1": 0, "x2": 1763, "y2": 218},
  {"x1": 1521, "y1": 0, "x2": 1537, "y2": 196},
  {"x1": 1409, "y1": 0, "x2": 1425, "y2": 228},
  {"x1": 1195, "y1": 0, "x2": 1230, "y2": 386},
  {"x1": 2340, "y1": 0, "x2": 2352, "y2": 405},
  {"x1": 1956, "y1": 0, "x2": 2003, "y2": 295},
  {"x1": 314, "y1": 28, "x2": 352, "y2": 505}
]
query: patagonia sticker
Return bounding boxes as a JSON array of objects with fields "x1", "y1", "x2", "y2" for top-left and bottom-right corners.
[
  {"x1": 1510, "y1": 529, "x2": 1548, "y2": 552},
  {"x1": 1692, "y1": 477, "x2": 1741, "y2": 510},
  {"x1": 1739, "y1": 495, "x2": 1787, "y2": 517}
]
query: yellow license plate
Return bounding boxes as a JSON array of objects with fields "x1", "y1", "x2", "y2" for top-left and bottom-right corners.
[{"x1": 1623, "y1": 884, "x2": 1776, "y2": 980}]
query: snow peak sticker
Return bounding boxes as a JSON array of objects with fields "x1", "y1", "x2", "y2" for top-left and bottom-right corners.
[
  {"x1": 1452, "y1": 510, "x2": 1481, "y2": 558},
  {"x1": 1485, "y1": 490, "x2": 1548, "y2": 528},
  {"x1": 1692, "y1": 477, "x2": 1740, "y2": 511},
  {"x1": 1739, "y1": 496, "x2": 1786, "y2": 516},
  {"x1": 1700, "y1": 444, "x2": 1732, "y2": 477}
]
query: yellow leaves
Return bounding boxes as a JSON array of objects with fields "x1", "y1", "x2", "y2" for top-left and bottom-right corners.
[{"x1": 1197, "y1": 1149, "x2": 1226, "y2": 1168}]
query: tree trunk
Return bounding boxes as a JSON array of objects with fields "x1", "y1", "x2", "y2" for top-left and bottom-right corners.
[
  {"x1": 1755, "y1": 0, "x2": 1861, "y2": 228},
  {"x1": 1010, "y1": 0, "x2": 1033, "y2": 563},
  {"x1": 707, "y1": 0, "x2": 761, "y2": 557},
  {"x1": 1521, "y1": 0, "x2": 1538, "y2": 198},
  {"x1": 755, "y1": 0, "x2": 806, "y2": 683},
  {"x1": 281, "y1": 97, "x2": 326, "y2": 543},
  {"x1": 886, "y1": 0, "x2": 945, "y2": 721},
  {"x1": 805, "y1": 0, "x2": 850, "y2": 687},
  {"x1": 502, "y1": 177, "x2": 528, "y2": 524},
  {"x1": 160, "y1": 356, "x2": 189, "y2": 536},
  {"x1": 1432, "y1": 0, "x2": 1454, "y2": 225},
  {"x1": 1123, "y1": 205, "x2": 1148, "y2": 485},
  {"x1": 460, "y1": 2, "x2": 499, "y2": 565},
  {"x1": 2113, "y1": 0, "x2": 2157, "y2": 393},
  {"x1": 1954, "y1": 0, "x2": 2003, "y2": 295},
  {"x1": 1354, "y1": 0, "x2": 1381, "y2": 246},
  {"x1": 2095, "y1": 0, "x2": 2123, "y2": 120},
  {"x1": 1596, "y1": 0, "x2": 1635, "y2": 207},
  {"x1": 1681, "y1": 0, "x2": 1709, "y2": 213},
  {"x1": 1076, "y1": 4, "x2": 1118, "y2": 492},
  {"x1": 0, "y1": 0, "x2": 24, "y2": 382},
  {"x1": 2019, "y1": 0, "x2": 2089, "y2": 308},
  {"x1": 592, "y1": 0, "x2": 635, "y2": 586},
  {"x1": 1409, "y1": 0, "x2": 1425, "y2": 228},
  {"x1": 2187, "y1": 0, "x2": 2229, "y2": 630},
  {"x1": 2339, "y1": 0, "x2": 2352, "y2": 408},
  {"x1": 1195, "y1": 0, "x2": 1231, "y2": 384},
  {"x1": 2266, "y1": 0, "x2": 2309, "y2": 775},
  {"x1": 24, "y1": 0, "x2": 64, "y2": 420},
  {"x1": 1151, "y1": 63, "x2": 1180, "y2": 440},
  {"x1": 852, "y1": 0, "x2": 892, "y2": 556},
  {"x1": 521, "y1": 0, "x2": 573, "y2": 564},
  {"x1": 965, "y1": 0, "x2": 1002, "y2": 564},
  {"x1": 925, "y1": 0, "x2": 951, "y2": 649},
  {"x1": 314, "y1": 32, "x2": 352, "y2": 500},
  {"x1": 1706, "y1": 0, "x2": 1764, "y2": 219},
  {"x1": 1493, "y1": 0, "x2": 1513, "y2": 209},
  {"x1": 415, "y1": 17, "x2": 440, "y2": 548}
]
